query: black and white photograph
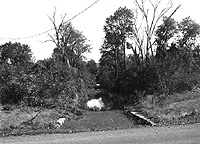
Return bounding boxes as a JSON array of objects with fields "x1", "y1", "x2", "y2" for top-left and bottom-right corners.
[{"x1": 0, "y1": 0, "x2": 200, "y2": 143}]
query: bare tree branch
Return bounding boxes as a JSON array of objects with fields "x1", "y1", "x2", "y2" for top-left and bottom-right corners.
[{"x1": 131, "y1": 0, "x2": 178, "y2": 64}]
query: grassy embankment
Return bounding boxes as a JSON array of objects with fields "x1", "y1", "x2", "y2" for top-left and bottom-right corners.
[
  {"x1": 0, "y1": 91, "x2": 200, "y2": 137},
  {"x1": 135, "y1": 91, "x2": 200, "y2": 126}
]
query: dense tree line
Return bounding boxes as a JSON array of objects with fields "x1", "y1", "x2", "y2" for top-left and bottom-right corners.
[
  {"x1": 0, "y1": 17, "x2": 97, "y2": 114},
  {"x1": 98, "y1": 2, "x2": 200, "y2": 107},
  {"x1": 1, "y1": 1, "x2": 200, "y2": 111}
]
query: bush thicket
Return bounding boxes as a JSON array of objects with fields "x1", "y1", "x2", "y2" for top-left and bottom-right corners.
[{"x1": 0, "y1": 42, "x2": 93, "y2": 115}]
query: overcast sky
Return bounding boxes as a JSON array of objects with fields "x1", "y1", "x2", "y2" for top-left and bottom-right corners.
[{"x1": 0, "y1": 0, "x2": 199, "y2": 62}]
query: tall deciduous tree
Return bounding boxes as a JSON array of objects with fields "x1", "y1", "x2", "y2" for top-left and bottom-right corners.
[
  {"x1": 155, "y1": 17, "x2": 178, "y2": 59},
  {"x1": 48, "y1": 9, "x2": 91, "y2": 69},
  {"x1": 100, "y1": 7, "x2": 134, "y2": 82},
  {"x1": 130, "y1": 0, "x2": 176, "y2": 66}
]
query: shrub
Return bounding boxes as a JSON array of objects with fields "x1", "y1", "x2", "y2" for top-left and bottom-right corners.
[
  {"x1": 0, "y1": 60, "x2": 88, "y2": 115},
  {"x1": 24, "y1": 62, "x2": 88, "y2": 110},
  {"x1": 0, "y1": 63, "x2": 28, "y2": 105}
]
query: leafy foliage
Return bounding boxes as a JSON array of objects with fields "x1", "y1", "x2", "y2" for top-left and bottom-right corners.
[
  {"x1": 0, "y1": 41, "x2": 91, "y2": 115},
  {"x1": 26, "y1": 60, "x2": 87, "y2": 111},
  {"x1": 98, "y1": 5, "x2": 200, "y2": 109},
  {"x1": 178, "y1": 16, "x2": 200, "y2": 47},
  {"x1": 48, "y1": 10, "x2": 91, "y2": 69},
  {"x1": 0, "y1": 42, "x2": 34, "y2": 104},
  {"x1": 0, "y1": 64, "x2": 27, "y2": 104},
  {"x1": 155, "y1": 17, "x2": 200, "y2": 94},
  {"x1": 0, "y1": 42, "x2": 33, "y2": 66},
  {"x1": 99, "y1": 7, "x2": 134, "y2": 90},
  {"x1": 86, "y1": 59, "x2": 98, "y2": 76}
]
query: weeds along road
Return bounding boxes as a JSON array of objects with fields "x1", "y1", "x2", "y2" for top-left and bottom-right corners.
[{"x1": 1, "y1": 124, "x2": 200, "y2": 144}]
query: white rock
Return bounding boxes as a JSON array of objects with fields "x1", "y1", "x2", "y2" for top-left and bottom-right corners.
[
  {"x1": 87, "y1": 97, "x2": 105, "y2": 111},
  {"x1": 56, "y1": 118, "x2": 66, "y2": 126}
]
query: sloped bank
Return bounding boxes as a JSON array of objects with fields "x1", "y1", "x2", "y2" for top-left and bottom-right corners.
[
  {"x1": 124, "y1": 92, "x2": 200, "y2": 126},
  {"x1": 0, "y1": 108, "x2": 151, "y2": 137},
  {"x1": 0, "y1": 106, "x2": 82, "y2": 137},
  {"x1": 1, "y1": 91, "x2": 200, "y2": 137}
]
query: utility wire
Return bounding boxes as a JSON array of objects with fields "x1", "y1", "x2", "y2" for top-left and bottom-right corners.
[{"x1": 0, "y1": 0, "x2": 100, "y2": 40}]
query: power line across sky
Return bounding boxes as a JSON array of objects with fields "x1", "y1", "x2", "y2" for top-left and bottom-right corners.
[
  {"x1": 0, "y1": 0, "x2": 100, "y2": 40},
  {"x1": 0, "y1": 0, "x2": 198, "y2": 62}
]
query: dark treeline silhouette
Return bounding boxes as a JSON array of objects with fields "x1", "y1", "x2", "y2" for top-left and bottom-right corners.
[{"x1": 97, "y1": 4, "x2": 200, "y2": 108}]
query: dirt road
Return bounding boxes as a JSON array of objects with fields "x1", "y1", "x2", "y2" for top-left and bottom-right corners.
[{"x1": 1, "y1": 124, "x2": 200, "y2": 144}]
